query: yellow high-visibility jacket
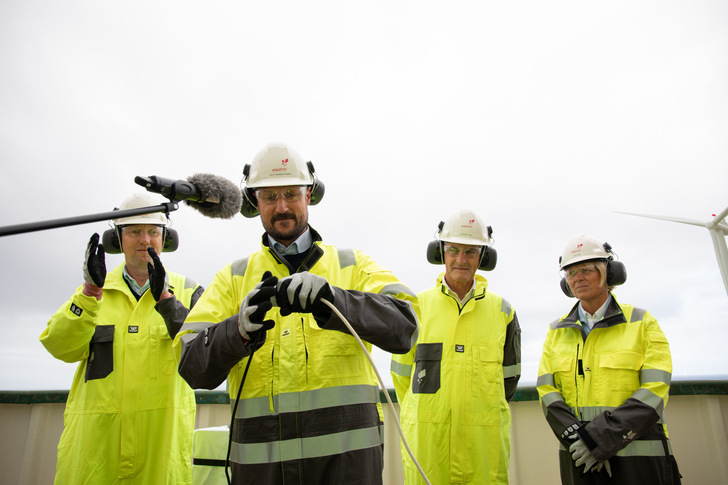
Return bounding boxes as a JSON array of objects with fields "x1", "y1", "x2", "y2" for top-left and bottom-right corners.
[
  {"x1": 391, "y1": 274, "x2": 521, "y2": 484},
  {"x1": 537, "y1": 294, "x2": 681, "y2": 484},
  {"x1": 174, "y1": 229, "x2": 420, "y2": 485},
  {"x1": 40, "y1": 263, "x2": 202, "y2": 485}
]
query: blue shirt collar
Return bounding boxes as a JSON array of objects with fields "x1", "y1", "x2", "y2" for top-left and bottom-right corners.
[
  {"x1": 123, "y1": 266, "x2": 149, "y2": 296},
  {"x1": 268, "y1": 227, "x2": 313, "y2": 256},
  {"x1": 577, "y1": 293, "x2": 611, "y2": 332}
]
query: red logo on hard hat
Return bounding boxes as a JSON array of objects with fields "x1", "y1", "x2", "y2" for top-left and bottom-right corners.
[
  {"x1": 281, "y1": 159, "x2": 289, "y2": 167},
  {"x1": 469, "y1": 219, "x2": 474, "y2": 224},
  {"x1": 576, "y1": 244, "x2": 583, "y2": 249}
]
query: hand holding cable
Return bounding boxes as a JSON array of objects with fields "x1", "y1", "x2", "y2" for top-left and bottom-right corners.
[
  {"x1": 82, "y1": 233, "x2": 106, "y2": 298},
  {"x1": 238, "y1": 271, "x2": 278, "y2": 348},
  {"x1": 274, "y1": 272, "x2": 334, "y2": 324},
  {"x1": 147, "y1": 247, "x2": 170, "y2": 301}
]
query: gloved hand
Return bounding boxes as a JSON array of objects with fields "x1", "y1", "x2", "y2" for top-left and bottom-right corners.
[
  {"x1": 83, "y1": 233, "x2": 106, "y2": 288},
  {"x1": 275, "y1": 272, "x2": 334, "y2": 322},
  {"x1": 238, "y1": 271, "x2": 278, "y2": 345},
  {"x1": 569, "y1": 437, "x2": 598, "y2": 473},
  {"x1": 593, "y1": 459, "x2": 612, "y2": 477},
  {"x1": 147, "y1": 247, "x2": 169, "y2": 301}
]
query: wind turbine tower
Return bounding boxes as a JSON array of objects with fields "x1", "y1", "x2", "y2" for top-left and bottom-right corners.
[{"x1": 616, "y1": 206, "x2": 728, "y2": 297}]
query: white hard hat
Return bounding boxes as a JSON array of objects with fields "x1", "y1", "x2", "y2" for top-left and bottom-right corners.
[
  {"x1": 559, "y1": 234, "x2": 610, "y2": 270},
  {"x1": 439, "y1": 209, "x2": 492, "y2": 246},
  {"x1": 113, "y1": 192, "x2": 169, "y2": 227},
  {"x1": 245, "y1": 142, "x2": 313, "y2": 189}
]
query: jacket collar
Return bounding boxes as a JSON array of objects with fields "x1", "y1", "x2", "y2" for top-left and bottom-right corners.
[
  {"x1": 437, "y1": 273, "x2": 489, "y2": 311},
  {"x1": 557, "y1": 292, "x2": 627, "y2": 329},
  {"x1": 260, "y1": 225, "x2": 325, "y2": 273}
]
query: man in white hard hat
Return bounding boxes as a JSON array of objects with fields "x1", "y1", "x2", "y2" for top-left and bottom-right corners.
[
  {"x1": 40, "y1": 192, "x2": 204, "y2": 485},
  {"x1": 391, "y1": 209, "x2": 521, "y2": 484},
  {"x1": 174, "y1": 142, "x2": 420, "y2": 484},
  {"x1": 537, "y1": 234, "x2": 681, "y2": 484}
]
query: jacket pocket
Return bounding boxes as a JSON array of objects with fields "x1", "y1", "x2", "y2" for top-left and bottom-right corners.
[
  {"x1": 598, "y1": 351, "x2": 642, "y2": 391},
  {"x1": 412, "y1": 343, "x2": 442, "y2": 394},
  {"x1": 151, "y1": 322, "x2": 176, "y2": 377},
  {"x1": 307, "y1": 317, "x2": 365, "y2": 380},
  {"x1": 85, "y1": 325, "x2": 114, "y2": 381}
]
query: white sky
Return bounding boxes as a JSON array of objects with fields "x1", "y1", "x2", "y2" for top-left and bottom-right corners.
[{"x1": 1, "y1": 1, "x2": 727, "y2": 391}]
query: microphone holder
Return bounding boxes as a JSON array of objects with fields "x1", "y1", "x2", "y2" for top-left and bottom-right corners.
[{"x1": 0, "y1": 202, "x2": 179, "y2": 237}]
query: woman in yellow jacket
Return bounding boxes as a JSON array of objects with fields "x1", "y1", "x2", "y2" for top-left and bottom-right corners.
[
  {"x1": 40, "y1": 193, "x2": 203, "y2": 485},
  {"x1": 537, "y1": 234, "x2": 681, "y2": 484},
  {"x1": 392, "y1": 210, "x2": 521, "y2": 484}
]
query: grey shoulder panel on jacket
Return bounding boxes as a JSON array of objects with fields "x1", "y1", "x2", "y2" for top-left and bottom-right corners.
[
  {"x1": 231, "y1": 257, "x2": 250, "y2": 277},
  {"x1": 338, "y1": 248, "x2": 356, "y2": 268}
]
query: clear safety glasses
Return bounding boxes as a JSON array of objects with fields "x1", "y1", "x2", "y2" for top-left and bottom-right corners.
[
  {"x1": 443, "y1": 244, "x2": 482, "y2": 259},
  {"x1": 121, "y1": 226, "x2": 163, "y2": 239},
  {"x1": 255, "y1": 186, "x2": 306, "y2": 205},
  {"x1": 565, "y1": 266, "x2": 597, "y2": 279}
]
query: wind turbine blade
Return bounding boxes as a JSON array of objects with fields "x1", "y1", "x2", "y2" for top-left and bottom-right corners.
[
  {"x1": 614, "y1": 211, "x2": 708, "y2": 228},
  {"x1": 709, "y1": 228, "x2": 728, "y2": 297}
]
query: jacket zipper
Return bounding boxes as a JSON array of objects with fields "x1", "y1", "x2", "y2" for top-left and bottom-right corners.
[{"x1": 575, "y1": 343, "x2": 582, "y2": 421}]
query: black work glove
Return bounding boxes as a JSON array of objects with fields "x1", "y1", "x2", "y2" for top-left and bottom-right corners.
[
  {"x1": 147, "y1": 247, "x2": 169, "y2": 301},
  {"x1": 83, "y1": 233, "x2": 106, "y2": 288},
  {"x1": 275, "y1": 272, "x2": 334, "y2": 325},
  {"x1": 238, "y1": 271, "x2": 279, "y2": 348}
]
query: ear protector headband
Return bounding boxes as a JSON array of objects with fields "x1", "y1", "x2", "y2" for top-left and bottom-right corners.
[
  {"x1": 240, "y1": 161, "x2": 325, "y2": 218},
  {"x1": 559, "y1": 242, "x2": 627, "y2": 297},
  {"x1": 102, "y1": 227, "x2": 179, "y2": 254},
  {"x1": 425, "y1": 221, "x2": 497, "y2": 271}
]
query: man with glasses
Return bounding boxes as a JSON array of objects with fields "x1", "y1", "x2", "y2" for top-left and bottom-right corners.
[
  {"x1": 40, "y1": 192, "x2": 204, "y2": 484},
  {"x1": 537, "y1": 234, "x2": 681, "y2": 484},
  {"x1": 391, "y1": 209, "x2": 521, "y2": 484},
  {"x1": 174, "y1": 142, "x2": 420, "y2": 484}
]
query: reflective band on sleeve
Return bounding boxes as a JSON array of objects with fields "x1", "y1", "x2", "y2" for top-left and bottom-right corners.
[
  {"x1": 640, "y1": 368, "x2": 671, "y2": 385},
  {"x1": 380, "y1": 283, "x2": 416, "y2": 298},
  {"x1": 632, "y1": 388, "x2": 666, "y2": 413},
  {"x1": 390, "y1": 359, "x2": 412, "y2": 378},
  {"x1": 230, "y1": 426, "x2": 382, "y2": 465},
  {"x1": 234, "y1": 385, "x2": 379, "y2": 419},
  {"x1": 180, "y1": 332, "x2": 198, "y2": 347},
  {"x1": 537, "y1": 373, "x2": 555, "y2": 388},
  {"x1": 540, "y1": 391, "x2": 565, "y2": 408},
  {"x1": 503, "y1": 362, "x2": 521, "y2": 379},
  {"x1": 178, "y1": 321, "x2": 217, "y2": 335}
]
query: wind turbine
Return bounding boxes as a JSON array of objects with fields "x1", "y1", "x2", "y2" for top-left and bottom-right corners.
[{"x1": 615, "y1": 206, "x2": 728, "y2": 296}]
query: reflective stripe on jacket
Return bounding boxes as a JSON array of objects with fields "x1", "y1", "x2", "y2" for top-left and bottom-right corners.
[
  {"x1": 175, "y1": 229, "x2": 419, "y2": 484},
  {"x1": 40, "y1": 263, "x2": 201, "y2": 485},
  {"x1": 391, "y1": 274, "x2": 521, "y2": 485},
  {"x1": 537, "y1": 294, "x2": 681, "y2": 484}
]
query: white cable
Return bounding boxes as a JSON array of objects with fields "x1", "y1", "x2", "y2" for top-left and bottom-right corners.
[{"x1": 322, "y1": 299, "x2": 431, "y2": 485}]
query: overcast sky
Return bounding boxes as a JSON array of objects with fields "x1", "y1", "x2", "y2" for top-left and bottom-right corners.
[{"x1": 1, "y1": 1, "x2": 727, "y2": 392}]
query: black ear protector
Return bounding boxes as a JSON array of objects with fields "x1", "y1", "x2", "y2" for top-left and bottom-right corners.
[
  {"x1": 425, "y1": 221, "x2": 497, "y2": 271},
  {"x1": 559, "y1": 242, "x2": 627, "y2": 297},
  {"x1": 240, "y1": 161, "x2": 325, "y2": 218},
  {"x1": 102, "y1": 227, "x2": 179, "y2": 254}
]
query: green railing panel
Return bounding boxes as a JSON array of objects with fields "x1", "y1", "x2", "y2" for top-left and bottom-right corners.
[{"x1": 2, "y1": 380, "x2": 726, "y2": 405}]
